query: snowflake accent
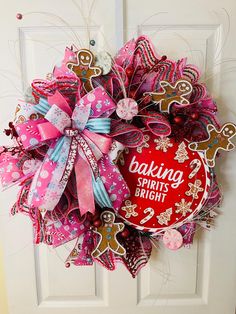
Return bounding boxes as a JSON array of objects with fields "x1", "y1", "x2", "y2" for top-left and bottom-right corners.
[
  {"x1": 185, "y1": 179, "x2": 204, "y2": 199},
  {"x1": 156, "y1": 207, "x2": 172, "y2": 225},
  {"x1": 174, "y1": 142, "x2": 189, "y2": 163},
  {"x1": 154, "y1": 137, "x2": 173, "y2": 152},
  {"x1": 175, "y1": 199, "x2": 192, "y2": 216},
  {"x1": 137, "y1": 135, "x2": 150, "y2": 153},
  {"x1": 121, "y1": 200, "x2": 138, "y2": 218},
  {"x1": 104, "y1": 99, "x2": 110, "y2": 106}
]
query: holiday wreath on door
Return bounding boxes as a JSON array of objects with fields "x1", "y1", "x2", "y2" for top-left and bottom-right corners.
[{"x1": 1, "y1": 34, "x2": 235, "y2": 277}]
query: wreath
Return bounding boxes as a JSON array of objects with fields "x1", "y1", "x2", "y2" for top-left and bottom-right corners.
[{"x1": 1, "y1": 35, "x2": 235, "y2": 277}]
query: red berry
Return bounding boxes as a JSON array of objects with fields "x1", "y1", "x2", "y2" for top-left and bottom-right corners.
[
  {"x1": 191, "y1": 112, "x2": 199, "y2": 120},
  {"x1": 121, "y1": 228, "x2": 130, "y2": 238},
  {"x1": 93, "y1": 219, "x2": 102, "y2": 228},
  {"x1": 173, "y1": 116, "x2": 185, "y2": 125},
  {"x1": 92, "y1": 212, "x2": 100, "y2": 222},
  {"x1": 86, "y1": 213, "x2": 93, "y2": 222},
  {"x1": 126, "y1": 67, "x2": 133, "y2": 78},
  {"x1": 65, "y1": 262, "x2": 70, "y2": 268},
  {"x1": 4, "y1": 129, "x2": 11, "y2": 136},
  {"x1": 142, "y1": 94, "x2": 151, "y2": 105},
  {"x1": 16, "y1": 13, "x2": 23, "y2": 20},
  {"x1": 129, "y1": 89, "x2": 137, "y2": 99}
]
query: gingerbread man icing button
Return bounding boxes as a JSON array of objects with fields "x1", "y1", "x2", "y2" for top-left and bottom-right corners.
[
  {"x1": 163, "y1": 229, "x2": 183, "y2": 250},
  {"x1": 189, "y1": 123, "x2": 236, "y2": 167},
  {"x1": 67, "y1": 49, "x2": 102, "y2": 92},
  {"x1": 145, "y1": 79, "x2": 192, "y2": 113},
  {"x1": 92, "y1": 211, "x2": 126, "y2": 258}
]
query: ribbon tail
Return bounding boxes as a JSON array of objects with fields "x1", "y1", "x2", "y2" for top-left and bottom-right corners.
[
  {"x1": 28, "y1": 138, "x2": 70, "y2": 215},
  {"x1": 97, "y1": 155, "x2": 130, "y2": 211},
  {"x1": 75, "y1": 156, "x2": 95, "y2": 216},
  {"x1": 92, "y1": 175, "x2": 113, "y2": 208}
]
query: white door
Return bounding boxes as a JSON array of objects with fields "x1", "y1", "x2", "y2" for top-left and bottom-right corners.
[{"x1": 0, "y1": 1, "x2": 236, "y2": 314}]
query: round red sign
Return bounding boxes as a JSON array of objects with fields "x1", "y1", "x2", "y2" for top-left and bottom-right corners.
[{"x1": 118, "y1": 133, "x2": 210, "y2": 233}]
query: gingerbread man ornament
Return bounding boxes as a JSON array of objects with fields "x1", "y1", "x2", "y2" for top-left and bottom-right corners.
[
  {"x1": 121, "y1": 200, "x2": 138, "y2": 218},
  {"x1": 189, "y1": 123, "x2": 236, "y2": 167},
  {"x1": 145, "y1": 80, "x2": 192, "y2": 113},
  {"x1": 185, "y1": 179, "x2": 204, "y2": 199},
  {"x1": 92, "y1": 211, "x2": 126, "y2": 258},
  {"x1": 67, "y1": 49, "x2": 102, "y2": 92}
]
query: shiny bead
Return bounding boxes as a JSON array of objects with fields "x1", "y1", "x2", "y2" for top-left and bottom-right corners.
[
  {"x1": 92, "y1": 212, "x2": 100, "y2": 222},
  {"x1": 65, "y1": 262, "x2": 70, "y2": 268},
  {"x1": 142, "y1": 94, "x2": 151, "y2": 105},
  {"x1": 121, "y1": 228, "x2": 130, "y2": 238},
  {"x1": 86, "y1": 213, "x2": 93, "y2": 222},
  {"x1": 126, "y1": 67, "x2": 134, "y2": 78},
  {"x1": 93, "y1": 219, "x2": 102, "y2": 228},
  {"x1": 16, "y1": 13, "x2": 23, "y2": 20},
  {"x1": 4, "y1": 129, "x2": 11, "y2": 136},
  {"x1": 173, "y1": 116, "x2": 185, "y2": 125},
  {"x1": 128, "y1": 89, "x2": 137, "y2": 99},
  {"x1": 90, "y1": 39, "x2": 96, "y2": 46},
  {"x1": 190, "y1": 112, "x2": 199, "y2": 120}
]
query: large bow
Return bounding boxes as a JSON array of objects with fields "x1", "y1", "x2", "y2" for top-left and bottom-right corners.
[{"x1": 16, "y1": 87, "x2": 117, "y2": 216}]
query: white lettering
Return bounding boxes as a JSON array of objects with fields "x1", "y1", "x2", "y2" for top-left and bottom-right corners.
[{"x1": 129, "y1": 156, "x2": 184, "y2": 188}]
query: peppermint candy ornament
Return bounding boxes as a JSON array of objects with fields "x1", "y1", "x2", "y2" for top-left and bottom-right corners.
[
  {"x1": 116, "y1": 98, "x2": 138, "y2": 120},
  {"x1": 163, "y1": 229, "x2": 183, "y2": 250}
]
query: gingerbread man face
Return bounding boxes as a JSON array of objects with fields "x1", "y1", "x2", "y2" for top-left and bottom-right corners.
[
  {"x1": 222, "y1": 124, "x2": 236, "y2": 138},
  {"x1": 175, "y1": 80, "x2": 192, "y2": 95},
  {"x1": 67, "y1": 49, "x2": 102, "y2": 92},
  {"x1": 78, "y1": 49, "x2": 93, "y2": 66},
  {"x1": 101, "y1": 211, "x2": 115, "y2": 224}
]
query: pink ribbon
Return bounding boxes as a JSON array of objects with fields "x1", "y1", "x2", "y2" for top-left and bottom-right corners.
[
  {"x1": 16, "y1": 86, "x2": 116, "y2": 216},
  {"x1": 110, "y1": 120, "x2": 144, "y2": 147},
  {"x1": 32, "y1": 76, "x2": 81, "y2": 103}
]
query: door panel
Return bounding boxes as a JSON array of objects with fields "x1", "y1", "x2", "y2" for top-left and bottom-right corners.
[{"x1": 124, "y1": 1, "x2": 236, "y2": 313}]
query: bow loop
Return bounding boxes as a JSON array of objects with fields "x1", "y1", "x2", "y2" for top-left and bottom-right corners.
[
  {"x1": 142, "y1": 112, "x2": 171, "y2": 137},
  {"x1": 86, "y1": 118, "x2": 111, "y2": 134},
  {"x1": 72, "y1": 104, "x2": 91, "y2": 131},
  {"x1": 45, "y1": 104, "x2": 71, "y2": 134},
  {"x1": 110, "y1": 120, "x2": 144, "y2": 148}
]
